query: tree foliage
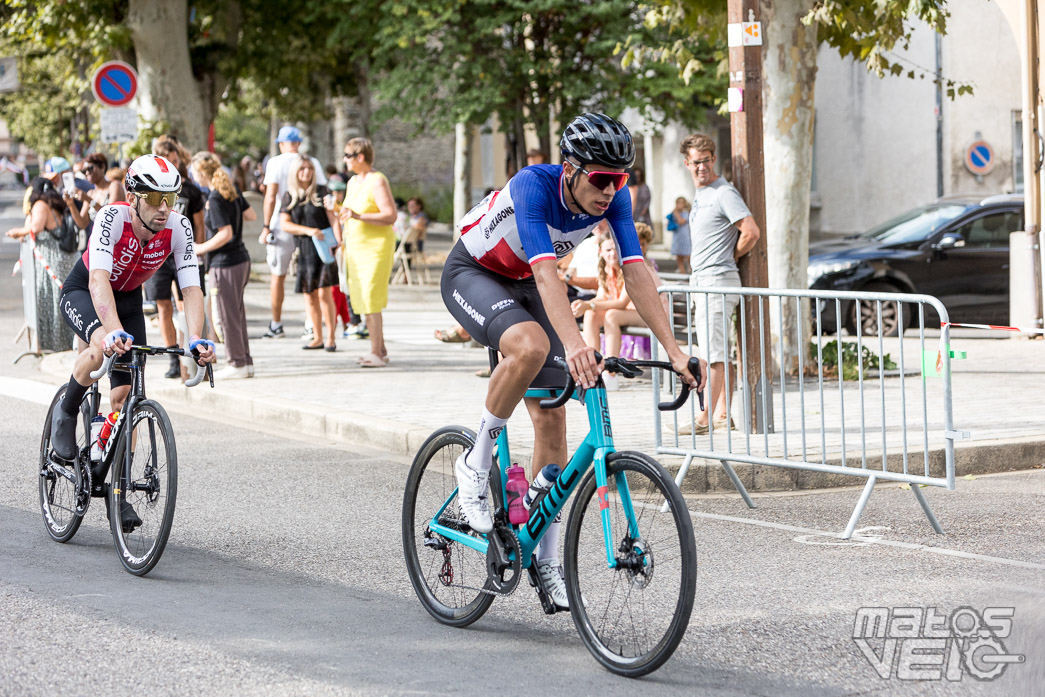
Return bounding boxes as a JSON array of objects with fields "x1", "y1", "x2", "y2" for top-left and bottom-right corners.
[{"x1": 370, "y1": 0, "x2": 725, "y2": 169}]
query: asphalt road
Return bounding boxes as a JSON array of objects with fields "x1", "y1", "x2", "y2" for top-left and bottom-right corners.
[{"x1": 1, "y1": 190, "x2": 1043, "y2": 696}]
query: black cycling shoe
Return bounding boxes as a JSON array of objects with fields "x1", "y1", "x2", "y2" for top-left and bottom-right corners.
[
  {"x1": 106, "y1": 495, "x2": 142, "y2": 533},
  {"x1": 164, "y1": 356, "x2": 180, "y2": 379},
  {"x1": 50, "y1": 404, "x2": 78, "y2": 461}
]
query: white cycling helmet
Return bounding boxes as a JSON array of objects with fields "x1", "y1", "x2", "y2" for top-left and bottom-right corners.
[{"x1": 125, "y1": 154, "x2": 182, "y2": 194}]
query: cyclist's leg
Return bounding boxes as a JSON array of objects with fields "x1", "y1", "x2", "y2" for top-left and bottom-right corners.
[
  {"x1": 520, "y1": 286, "x2": 570, "y2": 608},
  {"x1": 53, "y1": 287, "x2": 106, "y2": 459},
  {"x1": 440, "y1": 245, "x2": 546, "y2": 531}
]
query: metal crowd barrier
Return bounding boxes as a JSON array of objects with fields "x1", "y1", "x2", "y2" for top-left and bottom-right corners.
[{"x1": 650, "y1": 285, "x2": 968, "y2": 539}]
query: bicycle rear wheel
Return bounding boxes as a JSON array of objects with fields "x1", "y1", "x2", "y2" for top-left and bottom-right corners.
[
  {"x1": 402, "y1": 426, "x2": 495, "y2": 627},
  {"x1": 565, "y1": 451, "x2": 697, "y2": 677},
  {"x1": 108, "y1": 400, "x2": 177, "y2": 576},
  {"x1": 38, "y1": 385, "x2": 89, "y2": 543}
]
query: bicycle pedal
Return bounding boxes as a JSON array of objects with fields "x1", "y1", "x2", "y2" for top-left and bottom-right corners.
[{"x1": 527, "y1": 564, "x2": 558, "y2": 615}]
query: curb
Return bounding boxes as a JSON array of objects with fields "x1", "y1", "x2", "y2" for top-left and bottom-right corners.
[{"x1": 37, "y1": 353, "x2": 1044, "y2": 495}]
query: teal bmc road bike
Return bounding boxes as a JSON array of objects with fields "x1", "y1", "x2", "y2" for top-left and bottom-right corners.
[
  {"x1": 38, "y1": 346, "x2": 211, "y2": 576},
  {"x1": 403, "y1": 352, "x2": 700, "y2": 677}
]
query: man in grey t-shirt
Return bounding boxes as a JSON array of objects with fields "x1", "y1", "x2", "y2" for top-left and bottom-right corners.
[{"x1": 681, "y1": 133, "x2": 760, "y2": 434}]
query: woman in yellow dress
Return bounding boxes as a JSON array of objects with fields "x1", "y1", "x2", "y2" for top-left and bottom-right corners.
[{"x1": 339, "y1": 137, "x2": 398, "y2": 367}]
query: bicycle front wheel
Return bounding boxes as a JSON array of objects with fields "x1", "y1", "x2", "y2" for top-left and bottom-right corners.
[
  {"x1": 38, "y1": 385, "x2": 89, "y2": 543},
  {"x1": 402, "y1": 426, "x2": 495, "y2": 627},
  {"x1": 565, "y1": 451, "x2": 697, "y2": 677},
  {"x1": 108, "y1": 400, "x2": 177, "y2": 576}
]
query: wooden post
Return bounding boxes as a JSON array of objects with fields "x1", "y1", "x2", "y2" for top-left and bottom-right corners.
[{"x1": 728, "y1": 0, "x2": 774, "y2": 433}]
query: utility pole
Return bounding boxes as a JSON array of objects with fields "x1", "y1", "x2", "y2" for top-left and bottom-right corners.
[{"x1": 727, "y1": 0, "x2": 773, "y2": 433}]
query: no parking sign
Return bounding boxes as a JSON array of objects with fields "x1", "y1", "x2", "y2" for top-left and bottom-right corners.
[
  {"x1": 964, "y1": 139, "x2": 995, "y2": 177},
  {"x1": 91, "y1": 61, "x2": 138, "y2": 107}
]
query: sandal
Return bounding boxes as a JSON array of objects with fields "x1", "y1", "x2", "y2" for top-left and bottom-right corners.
[
  {"x1": 357, "y1": 352, "x2": 387, "y2": 368},
  {"x1": 356, "y1": 353, "x2": 389, "y2": 364},
  {"x1": 435, "y1": 327, "x2": 471, "y2": 343}
]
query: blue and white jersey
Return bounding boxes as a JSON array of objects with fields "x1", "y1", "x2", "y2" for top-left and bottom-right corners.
[{"x1": 458, "y1": 164, "x2": 645, "y2": 280}]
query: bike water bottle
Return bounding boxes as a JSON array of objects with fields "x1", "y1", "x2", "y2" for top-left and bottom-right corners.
[
  {"x1": 89, "y1": 414, "x2": 105, "y2": 462},
  {"x1": 505, "y1": 464, "x2": 529, "y2": 525},
  {"x1": 524, "y1": 464, "x2": 561, "y2": 510},
  {"x1": 98, "y1": 411, "x2": 119, "y2": 451}
]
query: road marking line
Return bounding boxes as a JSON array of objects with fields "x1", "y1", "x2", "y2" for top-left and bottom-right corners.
[
  {"x1": 0, "y1": 376, "x2": 58, "y2": 406},
  {"x1": 686, "y1": 509, "x2": 1045, "y2": 571}
]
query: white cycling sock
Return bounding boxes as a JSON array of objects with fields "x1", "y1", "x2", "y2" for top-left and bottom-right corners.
[
  {"x1": 536, "y1": 514, "x2": 561, "y2": 566},
  {"x1": 465, "y1": 408, "x2": 506, "y2": 473}
]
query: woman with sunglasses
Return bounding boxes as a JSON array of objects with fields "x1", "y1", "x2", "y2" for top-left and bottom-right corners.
[
  {"x1": 439, "y1": 112, "x2": 705, "y2": 611},
  {"x1": 48, "y1": 154, "x2": 216, "y2": 485},
  {"x1": 79, "y1": 153, "x2": 127, "y2": 221}
]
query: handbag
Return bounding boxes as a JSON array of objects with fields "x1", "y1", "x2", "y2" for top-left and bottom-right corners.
[{"x1": 49, "y1": 210, "x2": 79, "y2": 253}]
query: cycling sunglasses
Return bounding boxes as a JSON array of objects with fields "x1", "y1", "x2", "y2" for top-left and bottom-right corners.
[
  {"x1": 138, "y1": 191, "x2": 179, "y2": 208},
  {"x1": 576, "y1": 164, "x2": 629, "y2": 192}
]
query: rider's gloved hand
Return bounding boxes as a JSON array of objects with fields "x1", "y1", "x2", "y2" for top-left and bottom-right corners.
[
  {"x1": 188, "y1": 337, "x2": 216, "y2": 365},
  {"x1": 102, "y1": 330, "x2": 134, "y2": 356}
]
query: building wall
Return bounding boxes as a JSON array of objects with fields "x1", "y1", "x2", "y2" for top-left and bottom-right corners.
[{"x1": 812, "y1": 0, "x2": 1021, "y2": 236}]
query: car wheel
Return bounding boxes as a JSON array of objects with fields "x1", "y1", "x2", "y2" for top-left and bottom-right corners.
[{"x1": 850, "y1": 282, "x2": 908, "y2": 337}]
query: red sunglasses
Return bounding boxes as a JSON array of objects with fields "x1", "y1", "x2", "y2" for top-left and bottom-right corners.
[{"x1": 576, "y1": 164, "x2": 629, "y2": 192}]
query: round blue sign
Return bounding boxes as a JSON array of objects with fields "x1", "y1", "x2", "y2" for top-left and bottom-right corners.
[
  {"x1": 964, "y1": 140, "x2": 994, "y2": 176},
  {"x1": 92, "y1": 61, "x2": 138, "y2": 107}
]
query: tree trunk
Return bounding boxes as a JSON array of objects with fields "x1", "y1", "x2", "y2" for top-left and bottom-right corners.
[
  {"x1": 354, "y1": 60, "x2": 371, "y2": 138},
  {"x1": 762, "y1": 0, "x2": 818, "y2": 375},
  {"x1": 127, "y1": 0, "x2": 208, "y2": 149}
]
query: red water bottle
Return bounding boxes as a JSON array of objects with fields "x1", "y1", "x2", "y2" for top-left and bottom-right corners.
[
  {"x1": 505, "y1": 464, "x2": 529, "y2": 525},
  {"x1": 98, "y1": 411, "x2": 119, "y2": 451}
]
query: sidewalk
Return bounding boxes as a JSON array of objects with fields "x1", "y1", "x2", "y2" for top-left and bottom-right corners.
[{"x1": 36, "y1": 204, "x2": 1045, "y2": 493}]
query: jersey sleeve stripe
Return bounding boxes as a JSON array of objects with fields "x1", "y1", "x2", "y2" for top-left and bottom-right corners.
[
  {"x1": 528, "y1": 252, "x2": 557, "y2": 264},
  {"x1": 621, "y1": 255, "x2": 645, "y2": 265}
]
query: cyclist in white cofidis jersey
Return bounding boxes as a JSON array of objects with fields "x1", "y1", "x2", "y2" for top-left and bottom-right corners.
[
  {"x1": 50, "y1": 155, "x2": 216, "y2": 531},
  {"x1": 441, "y1": 113, "x2": 706, "y2": 610}
]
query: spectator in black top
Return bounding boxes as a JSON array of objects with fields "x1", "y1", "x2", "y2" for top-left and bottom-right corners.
[
  {"x1": 191, "y1": 152, "x2": 257, "y2": 379},
  {"x1": 148, "y1": 135, "x2": 209, "y2": 378},
  {"x1": 280, "y1": 155, "x2": 342, "y2": 351}
]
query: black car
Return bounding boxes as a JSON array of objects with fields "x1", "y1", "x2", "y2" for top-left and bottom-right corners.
[{"x1": 808, "y1": 194, "x2": 1023, "y2": 335}]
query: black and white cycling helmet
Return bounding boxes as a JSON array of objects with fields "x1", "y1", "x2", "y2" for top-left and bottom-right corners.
[
  {"x1": 125, "y1": 154, "x2": 182, "y2": 194},
  {"x1": 560, "y1": 113, "x2": 636, "y2": 169}
]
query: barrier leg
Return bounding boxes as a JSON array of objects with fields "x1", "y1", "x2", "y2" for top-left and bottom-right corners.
[
  {"x1": 721, "y1": 460, "x2": 756, "y2": 509},
  {"x1": 662, "y1": 453, "x2": 695, "y2": 513},
  {"x1": 842, "y1": 475, "x2": 877, "y2": 539},
  {"x1": 910, "y1": 484, "x2": 944, "y2": 534}
]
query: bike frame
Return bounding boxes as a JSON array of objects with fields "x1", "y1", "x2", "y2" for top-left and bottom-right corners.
[
  {"x1": 80, "y1": 350, "x2": 151, "y2": 489},
  {"x1": 426, "y1": 382, "x2": 640, "y2": 571}
]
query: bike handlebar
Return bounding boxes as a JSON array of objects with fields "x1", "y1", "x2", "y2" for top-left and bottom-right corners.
[
  {"x1": 538, "y1": 353, "x2": 703, "y2": 412},
  {"x1": 89, "y1": 345, "x2": 212, "y2": 387}
]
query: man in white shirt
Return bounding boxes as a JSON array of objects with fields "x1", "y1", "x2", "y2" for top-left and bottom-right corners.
[{"x1": 258, "y1": 126, "x2": 327, "y2": 338}]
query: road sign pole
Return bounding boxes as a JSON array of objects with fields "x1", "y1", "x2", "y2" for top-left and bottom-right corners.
[{"x1": 728, "y1": 0, "x2": 773, "y2": 434}]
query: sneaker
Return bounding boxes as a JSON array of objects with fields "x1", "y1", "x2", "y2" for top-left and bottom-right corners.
[
  {"x1": 536, "y1": 562, "x2": 569, "y2": 610},
  {"x1": 50, "y1": 404, "x2": 78, "y2": 461},
  {"x1": 453, "y1": 453, "x2": 493, "y2": 533},
  {"x1": 342, "y1": 325, "x2": 369, "y2": 340},
  {"x1": 262, "y1": 325, "x2": 285, "y2": 339},
  {"x1": 301, "y1": 326, "x2": 314, "y2": 340},
  {"x1": 213, "y1": 364, "x2": 250, "y2": 380},
  {"x1": 603, "y1": 373, "x2": 619, "y2": 391}
]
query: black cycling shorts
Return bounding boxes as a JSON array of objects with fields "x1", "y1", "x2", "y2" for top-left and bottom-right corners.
[
  {"x1": 60, "y1": 261, "x2": 146, "y2": 389},
  {"x1": 440, "y1": 242, "x2": 564, "y2": 389}
]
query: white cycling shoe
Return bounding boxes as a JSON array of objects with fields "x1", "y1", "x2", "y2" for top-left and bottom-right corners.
[
  {"x1": 537, "y1": 562, "x2": 570, "y2": 610},
  {"x1": 454, "y1": 453, "x2": 493, "y2": 534}
]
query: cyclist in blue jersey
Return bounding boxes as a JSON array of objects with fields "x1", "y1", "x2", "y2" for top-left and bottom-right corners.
[{"x1": 441, "y1": 113, "x2": 705, "y2": 610}]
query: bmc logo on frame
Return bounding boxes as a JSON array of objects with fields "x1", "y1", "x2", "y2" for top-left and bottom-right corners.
[{"x1": 853, "y1": 606, "x2": 1024, "y2": 681}]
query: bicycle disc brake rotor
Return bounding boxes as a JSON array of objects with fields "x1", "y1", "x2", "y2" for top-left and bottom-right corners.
[
  {"x1": 619, "y1": 536, "x2": 654, "y2": 589},
  {"x1": 485, "y1": 525, "x2": 522, "y2": 595}
]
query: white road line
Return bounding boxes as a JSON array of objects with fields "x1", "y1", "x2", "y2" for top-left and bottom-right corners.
[
  {"x1": 0, "y1": 376, "x2": 59, "y2": 406},
  {"x1": 688, "y1": 508, "x2": 1045, "y2": 571}
]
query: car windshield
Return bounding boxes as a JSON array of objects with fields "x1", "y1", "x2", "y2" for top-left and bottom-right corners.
[{"x1": 863, "y1": 203, "x2": 972, "y2": 245}]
